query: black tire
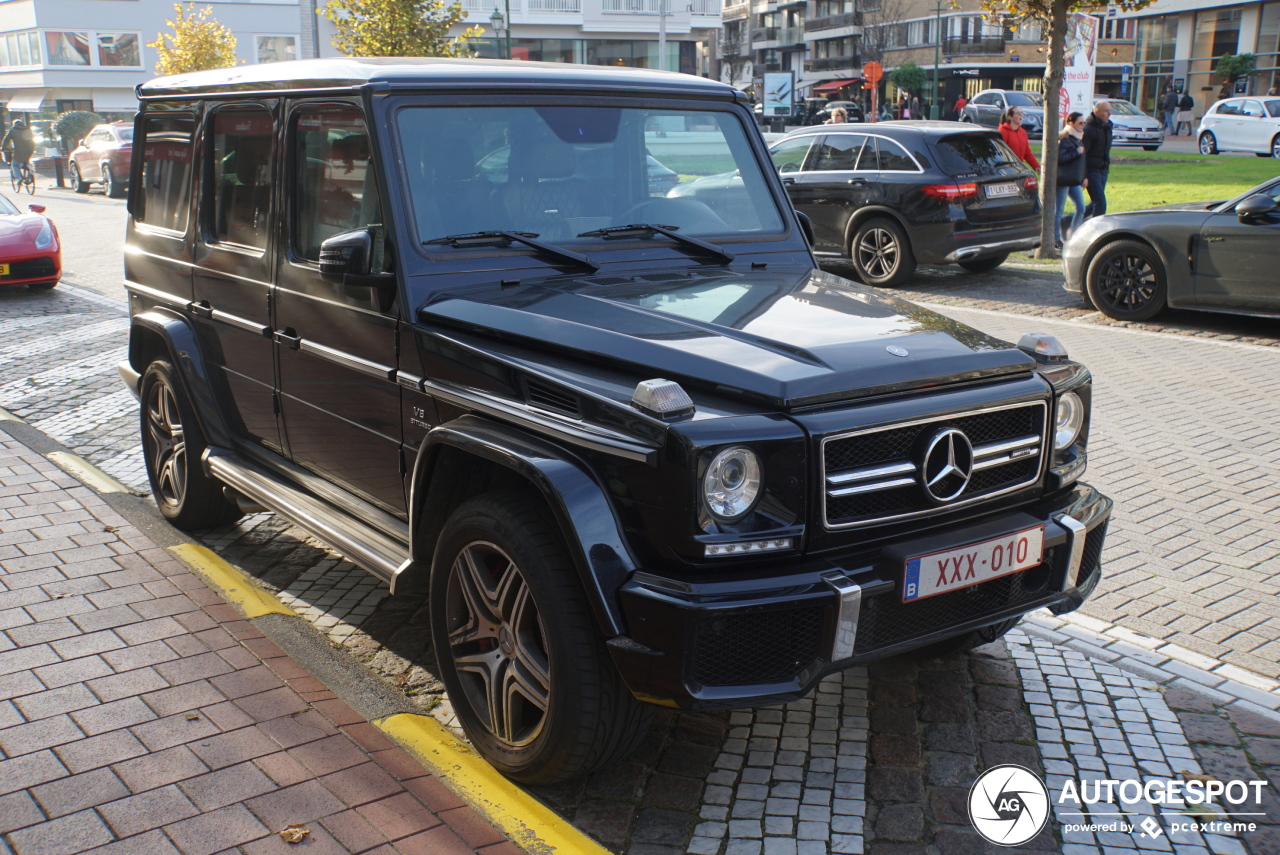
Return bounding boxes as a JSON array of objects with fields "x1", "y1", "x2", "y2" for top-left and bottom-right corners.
[
  {"x1": 70, "y1": 162, "x2": 89, "y2": 193},
  {"x1": 849, "y1": 217, "x2": 916, "y2": 288},
  {"x1": 102, "y1": 164, "x2": 125, "y2": 198},
  {"x1": 958, "y1": 253, "x2": 1009, "y2": 274},
  {"x1": 910, "y1": 617, "x2": 1022, "y2": 658},
  {"x1": 430, "y1": 493, "x2": 651, "y2": 785},
  {"x1": 139, "y1": 360, "x2": 243, "y2": 529},
  {"x1": 1199, "y1": 132, "x2": 1218, "y2": 155},
  {"x1": 1085, "y1": 239, "x2": 1168, "y2": 322}
]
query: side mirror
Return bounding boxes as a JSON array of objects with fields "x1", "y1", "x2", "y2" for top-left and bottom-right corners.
[
  {"x1": 1236, "y1": 194, "x2": 1278, "y2": 222},
  {"x1": 28, "y1": 204, "x2": 46, "y2": 214},
  {"x1": 319, "y1": 228, "x2": 373, "y2": 284},
  {"x1": 795, "y1": 210, "x2": 815, "y2": 247}
]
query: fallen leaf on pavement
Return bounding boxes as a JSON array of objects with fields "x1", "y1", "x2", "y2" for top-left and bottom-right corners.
[{"x1": 279, "y1": 824, "x2": 310, "y2": 843}]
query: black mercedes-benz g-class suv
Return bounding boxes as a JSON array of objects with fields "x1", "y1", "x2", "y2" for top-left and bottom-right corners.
[{"x1": 119, "y1": 57, "x2": 1111, "y2": 785}]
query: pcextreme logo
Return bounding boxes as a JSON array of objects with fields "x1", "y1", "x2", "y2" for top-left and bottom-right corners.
[{"x1": 968, "y1": 765, "x2": 1052, "y2": 846}]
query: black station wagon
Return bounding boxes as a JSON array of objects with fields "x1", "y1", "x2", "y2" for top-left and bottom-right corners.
[{"x1": 119, "y1": 58, "x2": 1112, "y2": 784}]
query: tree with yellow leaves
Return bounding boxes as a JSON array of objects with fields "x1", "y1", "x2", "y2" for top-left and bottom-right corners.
[
  {"x1": 320, "y1": 0, "x2": 483, "y2": 57},
  {"x1": 149, "y1": 4, "x2": 239, "y2": 75}
]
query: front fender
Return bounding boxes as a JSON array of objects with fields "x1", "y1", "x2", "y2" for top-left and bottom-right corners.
[
  {"x1": 408, "y1": 414, "x2": 636, "y2": 637},
  {"x1": 129, "y1": 308, "x2": 232, "y2": 449}
]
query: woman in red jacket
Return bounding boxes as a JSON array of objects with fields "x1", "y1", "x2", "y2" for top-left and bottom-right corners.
[{"x1": 998, "y1": 106, "x2": 1040, "y2": 172}]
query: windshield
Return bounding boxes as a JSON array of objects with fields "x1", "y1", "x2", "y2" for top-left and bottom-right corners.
[
  {"x1": 1105, "y1": 100, "x2": 1143, "y2": 116},
  {"x1": 396, "y1": 106, "x2": 784, "y2": 246},
  {"x1": 0, "y1": 195, "x2": 18, "y2": 216},
  {"x1": 1006, "y1": 92, "x2": 1043, "y2": 108}
]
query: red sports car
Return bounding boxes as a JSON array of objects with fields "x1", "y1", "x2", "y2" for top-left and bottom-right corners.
[
  {"x1": 68, "y1": 121, "x2": 132, "y2": 198},
  {"x1": 0, "y1": 194, "x2": 60, "y2": 290}
]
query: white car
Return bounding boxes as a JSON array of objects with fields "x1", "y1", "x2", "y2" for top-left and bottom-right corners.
[
  {"x1": 1095, "y1": 98, "x2": 1165, "y2": 150},
  {"x1": 1197, "y1": 96, "x2": 1280, "y2": 158}
]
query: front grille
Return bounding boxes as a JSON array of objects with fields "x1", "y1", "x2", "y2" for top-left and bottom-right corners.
[
  {"x1": 854, "y1": 546, "x2": 1058, "y2": 653},
  {"x1": 823, "y1": 402, "x2": 1046, "y2": 528},
  {"x1": 692, "y1": 605, "x2": 825, "y2": 686},
  {"x1": 2, "y1": 258, "x2": 57, "y2": 280}
]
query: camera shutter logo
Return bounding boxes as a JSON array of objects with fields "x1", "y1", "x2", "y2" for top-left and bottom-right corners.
[{"x1": 968, "y1": 765, "x2": 1051, "y2": 846}]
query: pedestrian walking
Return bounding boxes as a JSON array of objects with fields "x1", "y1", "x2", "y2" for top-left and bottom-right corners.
[
  {"x1": 998, "y1": 106, "x2": 1040, "y2": 171},
  {"x1": 1054, "y1": 112, "x2": 1088, "y2": 250},
  {"x1": 1160, "y1": 86, "x2": 1178, "y2": 136},
  {"x1": 1082, "y1": 100, "x2": 1113, "y2": 219},
  {"x1": 824, "y1": 107, "x2": 848, "y2": 124},
  {"x1": 911, "y1": 95, "x2": 921, "y2": 119},
  {"x1": 1175, "y1": 92, "x2": 1195, "y2": 136},
  {"x1": 953, "y1": 95, "x2": 967, "y2": 120}
]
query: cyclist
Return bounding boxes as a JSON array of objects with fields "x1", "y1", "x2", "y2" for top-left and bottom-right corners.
[{"x1": 2, "y1": 120, "x2": 36, "y2": 186}]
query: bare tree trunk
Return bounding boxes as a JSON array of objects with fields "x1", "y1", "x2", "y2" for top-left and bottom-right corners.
[{"x1": 1036, "y1": 3, "x2": 1068, "y2": 259}]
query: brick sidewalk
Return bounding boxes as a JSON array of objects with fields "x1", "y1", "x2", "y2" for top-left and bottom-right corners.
[{"x1": 0, "y1": 431, "x2": 518, "y2": 855}]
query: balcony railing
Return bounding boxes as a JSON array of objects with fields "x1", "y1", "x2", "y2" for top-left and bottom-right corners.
[
  {"x1": 943, "y1": 36, "x2": 1005, "y2": 55},
  {"x1": 723, "y1": 2, "x2": 749, "y2": 18},
  {"x1": 603, "y1": 0, "x2": 660, "y2": 12},
  {"x1": 805, "y1": 55, "x2": 858, "y2": 71},
  {"x1": 806, "y1": 12, "x2": 860, "y2": 32},
  {"x1": 689, "y1": 0, "x2": 720, "y2": 14}
]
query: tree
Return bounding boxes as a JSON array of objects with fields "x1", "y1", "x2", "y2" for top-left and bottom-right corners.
[
  {"x1": 149, "y1": 4, "x2": 239, "y2": 76},
  {"x1": 52, "y1": 111, "x2": 104, "y2": 152},
  {"x1": 321, "y1": 0, "x2": 483, "y2": 57},
  {"x1": 1215, "y1": 53, "x2": 1256, "y2": 96},
  {"x1": 858, "y1": 0, "x2": 910, "y2": 68},
  {"x1": 978, "y1": 0, "x2": 1151, "y2": 258},
  {"x1": 889, "y1": 61, "x2": 927, "y2": 96},
  {"x1": 719, "y1": 24, "x2": 751, "y2": 89}
]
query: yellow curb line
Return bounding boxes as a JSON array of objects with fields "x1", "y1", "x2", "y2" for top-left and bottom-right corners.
[
  {"x1": 0, "y1": 407, "x2": 25, "y2": 423},
  {"x1": 46, "y1": 451, "x2": 133, "y2": 494},
  {"x1": 167, "y1": 543, "x2": 296, "y2": 620},
  {"x1": 376, "y1": 713, "x2": 609, "y2": 855}
]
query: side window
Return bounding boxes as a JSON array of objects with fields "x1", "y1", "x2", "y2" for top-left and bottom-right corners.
[
  {"x1": 209, "y1": 106, "x2": 274, "y2": 250},
  {"x1": 1217, "y1": 102, "x2": 1239, "y2": 116},
  {"x1": 812, "y1": 134, "x2": 866, "y2": 170},
  {"x1": 1243, "y1": 100, "x2": 1264, "y2": 118},
  {"x1": 136, "y1": 114, "x2": 195, "y2": 234},
  {"x1": 769, "y1": 136, "x2": 815, "y2": 173},
  {"x1": 872, "y1": 138, "x2": 918, "y2": 171},
  {"x1": 292, "y1": 107, "x2": 381, "y2": 262}
]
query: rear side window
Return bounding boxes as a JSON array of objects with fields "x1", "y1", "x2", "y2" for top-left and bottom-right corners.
[
  {"x1": 932, "y1": 134, "x2": 1023, "y2": 177},
  {"x1": 874, "y1": 138, "x2": 918, "y2": 172},
  {"x1": 209, "y1": 106, "x2": 274, "y2": 250},
  {"x1": 812, "y1": 134, "x2": 866, "y2": 170},
  {"x1": 1216, "y1": 102, "x2": 1239, "y2": 116},
  {"x1": 136, "y1": 114, "x2": 195, "y2": 233},
  {"x1": 770, "y1": 135, "x2": 816, "y2": 172}
]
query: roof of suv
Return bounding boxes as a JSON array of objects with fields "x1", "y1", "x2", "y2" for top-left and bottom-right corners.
[
  {"x1": 781, "y1": 120, "x2": 996, "y2": 139},
  {"x1": 138, "y1": 56, "x2": 743, "y2": 101}
]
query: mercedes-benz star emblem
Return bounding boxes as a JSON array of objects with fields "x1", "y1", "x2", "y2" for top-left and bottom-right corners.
[
  {"x1": 886, "y1": 345, "x2": 909, "y2": 357},
  {"x1": 921, "y1": 427, "x2": 974, "y2": 502}
]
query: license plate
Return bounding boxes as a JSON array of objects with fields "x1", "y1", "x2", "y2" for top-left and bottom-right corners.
[
  {"x1": 985, "y1": 183, "x2": 1019, "y2": 198},
  {"x1": 902, "y1": 525, "x2": 1045, "y2": 602},
  {"x1": 1137, "y1": 133, "x2": 1154, "y2": 139},
  {"x1": 0, "y1": 264, "x2": 8, "y2": 276}
]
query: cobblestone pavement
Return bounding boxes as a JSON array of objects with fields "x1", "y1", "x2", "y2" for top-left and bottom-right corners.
[
  {"x1": 0, "y1": 430, "x2": 519, "y2": 855},
  {"x1": 1, "y1": 200, "x2": 1277, "y2": 853}
]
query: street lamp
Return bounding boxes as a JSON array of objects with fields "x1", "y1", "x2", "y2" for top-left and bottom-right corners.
[
  {"x1": 489, "y1": 5, "x2": 511, "y2": 59},
  {"x1": 930, "y1": 1, "x2": 944, "y2": 119}
]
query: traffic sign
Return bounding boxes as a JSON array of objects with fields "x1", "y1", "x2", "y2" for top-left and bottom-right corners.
[{"x1": 863, "y1": 61, "x2": 883, "y2": 85}]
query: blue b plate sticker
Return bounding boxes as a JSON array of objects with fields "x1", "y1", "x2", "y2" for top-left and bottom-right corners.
[{"x1": 904, "y1": 558, "x2": 922, "y2": 602}]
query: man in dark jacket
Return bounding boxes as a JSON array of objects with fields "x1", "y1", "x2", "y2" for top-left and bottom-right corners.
[
  {"x1": 1082, "y1": 101, "x2": 1113, "y2": 219},
  {"x1": 1, "y1": 120, "x2": 36, "y2": 183},
  {"x1": 1160, "y1": 86, "x2": 1178, "y2": 135}
]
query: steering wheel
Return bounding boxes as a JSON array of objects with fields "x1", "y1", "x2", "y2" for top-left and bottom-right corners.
[{"x1": 778, "y1": 162, "x2": 800, "y2": 173}]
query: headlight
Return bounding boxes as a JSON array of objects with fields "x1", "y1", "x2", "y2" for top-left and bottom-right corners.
[
  {"x1": 34, "y1": 219, "x2": 53, "y2": 250},
  {"x1": 703, "y1": 446, "x2": 762, "y2": 522},
  {"x1": 1054, "y1": 391, "x2": 1084, "y2": 450}
]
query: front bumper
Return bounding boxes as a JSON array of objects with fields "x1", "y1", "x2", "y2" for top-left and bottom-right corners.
[{"x1": 610, "y1": 483, "x2": 1111, "y2": 709}]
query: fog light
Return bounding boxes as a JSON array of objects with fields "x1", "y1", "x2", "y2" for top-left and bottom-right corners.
[{"x1": 705, "y1": 538, "x2": 793, "y2": 557}]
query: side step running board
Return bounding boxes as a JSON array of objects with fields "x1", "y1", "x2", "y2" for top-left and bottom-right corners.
[{"x1": 205, "y1": 449, "x2": 408, "y2": 585}]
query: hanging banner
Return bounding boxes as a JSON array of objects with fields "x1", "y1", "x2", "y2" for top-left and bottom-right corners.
[{"x1": 1061, "y1": 13, "x2": 1099, "y2": 121}]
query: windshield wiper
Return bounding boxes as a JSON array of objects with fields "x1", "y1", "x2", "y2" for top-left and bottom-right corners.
[
  {"x1": 424, "y1": 230, "x2": 599, "y2": 272},
  {"x1": 577, "y1": 223, "x2": 735, "y2": 264}
]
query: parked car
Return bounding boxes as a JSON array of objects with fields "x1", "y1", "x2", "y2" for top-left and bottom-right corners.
[
  {"x1": 68, "y1": 121, "x2": 132, "y2": 197},
  {"x1": 814, "y1": 100, "x2": 865, "y2": 124},
  {"x1": 121, "y1": 58, "x2": 1111, "y2": 784},
  {"x1": 1197, "y1": 96, "x2": 1280, "y2": 158},
  {"x1": 960, "y1": 89, "x2": 1044, "y2": 139},
  {"x1": 0, "y1": 194, "x2": 60, "y2": 289},
  {"x1": 475, "y1": 145, "x2": 679, "y2": 197},
  {"x1": 1063, "y1": 176, "x2": 1280, "y2": 320},
  {"x1": 1096, "y1": 98, "x2": 1165, "y2": 151},
  {"x1": 749, "y1": 121, "x2": 1040, "y2": 287}
]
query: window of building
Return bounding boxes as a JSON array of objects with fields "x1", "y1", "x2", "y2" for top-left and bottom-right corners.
[
  {"x1": 1095, "y1": 16, "x2": 1136, "y2": 40},
  {"x1": 0, "y1": 32, "x2": 42, "y2": 67},
  {"x1": 256, "y1": 35, "x2": 296, "y2": 64},
  {"x1": 45, "y1": 32, "x2": 90, "y2": 65},
  {"x1": 138, "y1": 115, "x2": 195, "y2": 234},
  {"x1": 209, "y1": 107, "x2": 275, "y2": 251},
  {"x1": 1259, "y1": 2, "x2": 1280, "y2": 96},
  {"x1": 292, "y1": 108, "x2": 381, "y2": 262},
  {"x1": 97, "y1": 33, "x2": 140, "y2": 66}
]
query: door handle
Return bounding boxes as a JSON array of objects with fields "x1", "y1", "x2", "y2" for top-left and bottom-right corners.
[
  {"x1": 782, "y1": 177, "x2": 796, "y2": 185},
  {"x1": 188, "y1": 300, "x2": 213, "y2": 319},
  {"x1": 273, "y1": 330, "x2": 302, "y2": 349},
  {"x1": 847, "y1": 178, "x2": 867, "y2": 185}
]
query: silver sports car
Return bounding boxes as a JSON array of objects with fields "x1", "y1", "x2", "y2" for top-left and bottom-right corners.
[{"x1": 1062, "y1": 177, "x2": 1280, "y2": 321}]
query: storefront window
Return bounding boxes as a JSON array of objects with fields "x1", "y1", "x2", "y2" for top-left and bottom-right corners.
[
  {"x1": 1190, "y1": 9, "x2": 1244, "y2": 103},
  {"x1": 96, "y1": 33, "x2": 140, "y2": 67},
  {"x1": 45, "y1": 31, "x2": 91, "y2": 65},
  {"x1": 1260, "y1": 3, "x2": 1280, "y2": 95},
  {"x1": 1133, "y1": 15, "x2": 1177, "y2": 113}
]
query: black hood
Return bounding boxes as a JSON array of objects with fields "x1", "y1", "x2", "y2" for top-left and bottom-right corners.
[{"x1": 419, "y1": 268, "x2": 1036, "y2": 408}]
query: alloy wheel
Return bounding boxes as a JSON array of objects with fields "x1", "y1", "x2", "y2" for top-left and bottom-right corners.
[
  {"x1": 1096, "y1": 252, "x2": 1158, "y2": 314},
  {"x1": 1273, "y1": 137, "x2": 1280, "y2": 159},
  {"x1": 857, "y1": 227, "x2": 900, "y2": 279},
  {"x1": 145, "y1": 379, "x2": 187, "y2": 507},
  {"x1": 1199, "y1": 133, "x2": 1216, "y2": 155},
  {"x1": 445, "y1": 540, "x2": 551, "y2": 748}
]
